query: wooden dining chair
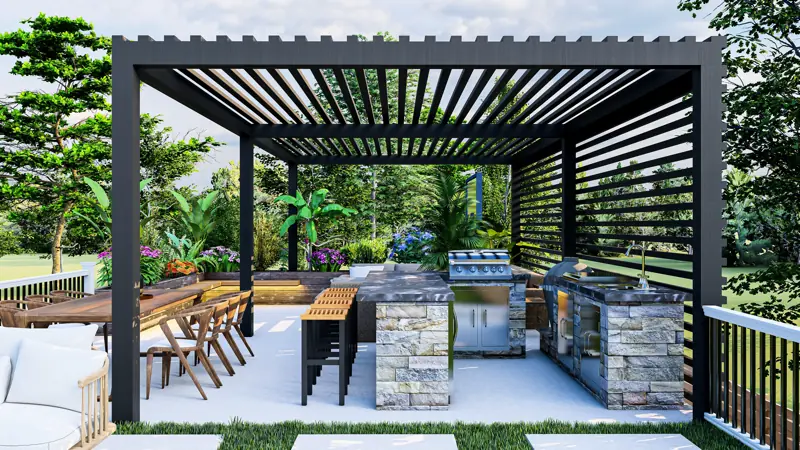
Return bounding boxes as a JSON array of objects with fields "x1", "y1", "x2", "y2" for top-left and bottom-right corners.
[
  {"x1": 0, "y1": 300, "x2": 50, "y2": 327},
  {"x1": 140, "y1": 306, "x2": 217, "y2": 400},
  {"x1": 230, "y1": 291, "x2": 255, "y2": 358},
  {"x1": 194, "y1": 292, "x2": 249, "y2": 366}
]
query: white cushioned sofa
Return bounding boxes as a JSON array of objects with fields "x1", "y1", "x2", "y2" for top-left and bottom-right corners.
[{"x1": 0, "y1": 325, "x2": 115, "y2": 449}]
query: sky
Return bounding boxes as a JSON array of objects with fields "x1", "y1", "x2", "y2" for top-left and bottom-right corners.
[{"x1": 0, "y1": 0, "x2": 715, "y2": 189}]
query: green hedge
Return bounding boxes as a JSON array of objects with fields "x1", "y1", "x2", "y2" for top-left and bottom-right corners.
[{"x1": 116, "y1": 419, "x2": 745, "y2": 450}]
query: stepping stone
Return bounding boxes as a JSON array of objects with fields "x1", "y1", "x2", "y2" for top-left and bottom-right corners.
[
  {"x1": 526, "y1": 434, "x2": 699, "y2": 449},
  {"x1": 292, "y1": 434, "x2": 458, "y2": 450},
  {"x1": 96, "y1": 435, "x2": 222, "y2": 450}
]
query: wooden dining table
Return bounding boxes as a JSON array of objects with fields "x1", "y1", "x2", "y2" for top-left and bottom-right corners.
[{"x1": 16, "y1": 288, "x2": 206, "y2": 329}]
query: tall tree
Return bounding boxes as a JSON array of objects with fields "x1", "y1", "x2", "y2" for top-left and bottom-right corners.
[
  {"x1": 679, "y1": 0, "x2": 799, "y2": 322},
  {"x1": 0, "y1": 15, "x2": 112, "y2": 273}
]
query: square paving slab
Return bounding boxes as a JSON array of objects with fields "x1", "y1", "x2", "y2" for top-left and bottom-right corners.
[
  {"x1": 96, "y1": 435, "x2": 222, "y2": 450},
  {"x1": 526, "y1": 434, "x2": 699, "y2": 449},
  {"x1": 291, "y1": 434, "x2": 458, "y2": 449}
]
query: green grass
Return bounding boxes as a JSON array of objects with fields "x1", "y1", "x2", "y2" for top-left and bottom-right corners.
[
  {"x1": 115, "y1": 420, "x2": 746, "y2": 450},
  {"x1": 0, "y1": 253, "x2": 99, "y2": 281}
]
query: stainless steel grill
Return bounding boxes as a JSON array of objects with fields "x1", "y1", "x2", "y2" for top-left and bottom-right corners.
[{"x1": 448, "y1": 249, "x2": 512, "y2": 281}]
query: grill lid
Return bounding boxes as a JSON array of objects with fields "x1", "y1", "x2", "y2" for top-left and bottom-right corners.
[{"x1": 448, "y1": 249, "x2": 509, "y2": 261}]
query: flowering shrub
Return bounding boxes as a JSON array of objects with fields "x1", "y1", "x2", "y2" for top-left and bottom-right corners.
[
  {"x1": 199, "y1": 246, "x2": 241, "y2": 272},
  {"x1": 97, "y1": 246, "x2": 165, "y2": 287},
  {"x1": 308, "y1": 248, "x2": 346, "y2": 272},
  {"x1": 389, "y1": 227, "x2": 434, "y2": 263},
  {"x1": 165, "y1": 259, "x2": 197, "y2": 278}
]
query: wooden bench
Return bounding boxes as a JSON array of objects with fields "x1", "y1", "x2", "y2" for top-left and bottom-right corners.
[{"x1": 218, "y1": 280, "x2": 301, "y2": 287}]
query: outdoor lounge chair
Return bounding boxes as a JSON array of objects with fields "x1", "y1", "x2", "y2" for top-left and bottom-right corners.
[{"x1": 140, "y1": 306, "x2": 217, "y2": 400}]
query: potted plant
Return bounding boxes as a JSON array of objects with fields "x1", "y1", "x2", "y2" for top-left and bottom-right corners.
[
  {"x1": 342, "y1": 238, "x2": 389, "y2": 278},
  {"x1": 307, "y1": 248, "x2": 346, "y2": 272}
]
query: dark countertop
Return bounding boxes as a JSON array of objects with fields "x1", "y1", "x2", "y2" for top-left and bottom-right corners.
[
  {"x1": 556, "y1": 275, "x2": 691, "y2": 304},
  {"x1": 356, "y1": 271, "x2": 455, "y2": 303}
]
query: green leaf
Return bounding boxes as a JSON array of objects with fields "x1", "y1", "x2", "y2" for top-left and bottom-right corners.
[
  {"x1": 298, "y1": 206, "x2": 312, "y2": 219},
  {"x1": 275, "y1": 195, "x2": 297, "y2": 205},
  {"x1": 321, "y1": 204, "x2": 344, "y2": 214},
  {"x1": 306, "y1": 221, "x2": 317, "y2": 243},
  {"x1": 279, "y1": 215, "x2": 297, "y2": 236},
  {"x1": 84, "y1": 177, "x2": 109, "y2": 209},
  {"x1": 199, "y1": 190, "x2": 219, "y2": 212},
  {"x1": 295, "y1": 190, "x2": 307, "y2": 207},
  {"x1": 139, "y1": 178, "x2": 152, "y2": 191},
  {"x1": 170, "y1": 191, "x2": 191, "y2": 213},
  {"x1": 311, "y1": 189, "x2": 329, "y2": 209}
]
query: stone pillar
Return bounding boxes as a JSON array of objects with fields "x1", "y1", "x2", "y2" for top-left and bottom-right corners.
[
  {"x1": 508, "y1": 282, "x2": 527, "y2": 356},
  {"x1": 375, "y1": 302, "x2": 449, "y2": 410},
  {"x1": 601, "y1": 302, "x2": 685, "y2": 410}
]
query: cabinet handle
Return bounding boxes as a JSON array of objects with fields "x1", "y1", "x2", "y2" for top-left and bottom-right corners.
[
  {"x1": 483, "y1": 309, "x2": 487, "y2": 327},
  {"x1": 472, "y1": 309, "x2": 475, "y2": 327}
]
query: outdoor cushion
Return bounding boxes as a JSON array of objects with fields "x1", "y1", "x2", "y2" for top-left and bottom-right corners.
[
  {"x1": 0, "y1": 325, "x2": 98, "y2": 369},
  {"x1": 5, "y1": 339, "x2": 106, "y2": 413},
  {"x1": 0, "y1": 356, "x2": 9, "y2": 404},
  {"x1": 0, "y1": 403, "x2": 82, "y2": 449}
]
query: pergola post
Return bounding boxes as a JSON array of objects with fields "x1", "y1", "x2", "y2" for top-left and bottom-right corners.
[
  {"x1": 691, "y1": 56, "x2": 727, "y2": 421},
  {"x1": 110, "y1": 44, "x2": 141, "y2": 422},
  {"x1": 510, "y1": 163, "x2": 522, "y2": 265},
  {"x1": 287, "y1": 161, "x2": 298, "y2": 271},
  {"x1": 560, "y1": 139, "x2": 577, "y2": 259},
  {"x1": 239, "y1": 135, "x2": 255, "y2": 336}
]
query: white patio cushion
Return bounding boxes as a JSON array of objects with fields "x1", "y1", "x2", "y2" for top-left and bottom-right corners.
[
  {"x1": 0, "y1": 325, "x2": 98, "y2": 369},
  {"x1": 5, "y1": 339, "x2": 106, "y2": 413},
  {"x1": 0, "y1": 356, "x2": 10, "y2": 404},
  {"x1": 0, "y1": 403, "x2": 81, "y2": 449}
]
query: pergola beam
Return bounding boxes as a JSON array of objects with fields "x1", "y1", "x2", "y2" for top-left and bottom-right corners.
[
  {"x1": 293, "y1": 154, "x2": 513, "y2": 165},
  {"x1": 249, "y1": 123, "x2": 564, "y2": 139}
]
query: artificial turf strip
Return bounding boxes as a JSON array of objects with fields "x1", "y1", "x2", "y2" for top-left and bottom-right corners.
[{"x1": 116, "y1": 419, "x2": 747, "y2": 449}]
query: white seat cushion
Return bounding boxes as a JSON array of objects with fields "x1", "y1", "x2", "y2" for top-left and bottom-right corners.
[
  {"x1": 141, "y1": 340, "x2": 197, "y2": 352},
  {"x1": 0, "y1": 403, "x2": 81, "y2": 449},
  {"x1": 5, "y1": 339, "x2": 106, "y2": 412},
  {"x1": 0, "y1": 356, "x2": 10, "y2": 404},
  {"x1": 48, "y1": 323, "x2": 87, "y2": 329},
  {"x1": 0, "y1": 325, "x2": 98, "y2": 369}
]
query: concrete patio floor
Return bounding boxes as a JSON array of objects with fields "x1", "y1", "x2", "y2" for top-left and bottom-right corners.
[{"x1": 121, "y1": 305, "x2": 692, "y2": 424}]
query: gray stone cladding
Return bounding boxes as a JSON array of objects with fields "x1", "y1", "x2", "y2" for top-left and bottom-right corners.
[
  {"x1": 599, "y1": 296, "x2": 685, "y2": 410},
  {"x1": 375, "y1": 302, "x2": 450, "y2": 410}
]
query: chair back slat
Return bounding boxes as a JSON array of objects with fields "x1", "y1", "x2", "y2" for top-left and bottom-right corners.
[{"x1": 0, "y1": 300, "x2": 51, "y2": 327}]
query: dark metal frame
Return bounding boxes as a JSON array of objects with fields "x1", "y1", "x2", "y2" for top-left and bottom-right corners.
[{"x1": 111, "y1": 34, "x2": 725, "y2": 423}]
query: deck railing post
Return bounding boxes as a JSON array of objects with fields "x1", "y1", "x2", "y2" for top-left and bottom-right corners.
[
  {"x1": 111, "y1": 36, "x2": 142, "y2": 423},
  {"x1": 80, "y1": 262, "x2": 96, "y2": 294}
]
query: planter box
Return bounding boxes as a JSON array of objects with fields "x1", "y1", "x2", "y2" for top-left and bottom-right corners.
[{"x1": 349, "y1": 263, "x2": 386, "y2": 279}]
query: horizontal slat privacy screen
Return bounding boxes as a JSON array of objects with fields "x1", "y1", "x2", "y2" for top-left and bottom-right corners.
[{"x1": 512, "y1": 84, "x2": 696, "y2": 401}]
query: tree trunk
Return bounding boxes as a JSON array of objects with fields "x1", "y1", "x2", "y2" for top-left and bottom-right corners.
[
  {"x1": 51, "y1": 202, "x2": 71, "y2": 274},
  {"x1": 371, "y1": 168, "x2": 377, "y2": 239}
]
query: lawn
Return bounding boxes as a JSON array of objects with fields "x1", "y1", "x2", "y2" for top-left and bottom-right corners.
[
  {"x1": 116, "y1": 420, "x2": 746, "y2": 450},
  {"x1": 0, "y1": 253, "x2": 99, "y2": 281}
]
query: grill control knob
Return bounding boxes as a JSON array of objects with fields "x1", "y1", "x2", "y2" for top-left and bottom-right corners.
[
  {"x1": 490, "y1": 266, "x2": 497, "y2": 273},
  {"x1": 469, "y1": 266, "x2": 477, "y2": 273},
  {"x1": 497, "y1": 266, "x2": 505, "y2": 273},
  {"x1": 455, "y1": 266, "x2": 463, "y2": 273},
  {"x1": 482, "y1": 266, "x2": 490, "y2": 273}
]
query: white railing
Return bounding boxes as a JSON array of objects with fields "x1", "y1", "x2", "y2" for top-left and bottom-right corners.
[
  {"x1": 0, "y1": 261, "x2": 96, "y2": 300},
  {"x1": 703, "y1": 305, "x2": 800, "y2": 450}
]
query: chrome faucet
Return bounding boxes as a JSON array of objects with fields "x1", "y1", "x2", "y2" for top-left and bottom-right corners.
[{"x1": 625, "y1": 242, "x2": 651, "y2": 290}]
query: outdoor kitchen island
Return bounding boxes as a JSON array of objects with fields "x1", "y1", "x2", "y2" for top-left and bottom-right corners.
[
  {"x1": 543, "y1": 273, "x2": 690, "y2": 410},
  {"x1": 355, "y1": 271, "x2": 455, "y2": 410}
]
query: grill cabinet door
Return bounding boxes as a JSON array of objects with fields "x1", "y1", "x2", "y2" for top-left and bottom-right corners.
[
  {"x1": 479, "y1": 290, "x2": 510, "y2": 348},
  {"x1": 452, "y1": 287, "x2": 479, "y2": 349}
]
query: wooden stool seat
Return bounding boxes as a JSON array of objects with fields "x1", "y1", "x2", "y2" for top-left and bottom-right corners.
[
  {"x1": 324, "y1": 288, "x2": 358, "y2": 293},
  {"x1": 318, "y1": 292, "x2": 356, "y2": 299},
  {"x1": 301, "y1": 308, "x2": 349, "y2": 321},
  {"x1": 312, "y1": 298, "x2": 353, "y2": 308}
]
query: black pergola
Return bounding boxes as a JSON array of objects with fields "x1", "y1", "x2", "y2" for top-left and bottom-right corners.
[{"x1": 111, "y1": 34, "x2": 726, "y2": 423}]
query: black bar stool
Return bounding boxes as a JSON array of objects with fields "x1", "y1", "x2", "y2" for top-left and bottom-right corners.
[{"x1": 301, "y1": 306, "x2": 353, "y2": 406}]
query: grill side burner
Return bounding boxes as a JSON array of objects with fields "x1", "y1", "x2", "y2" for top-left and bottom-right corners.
[{"x1": 448, "y1": 249, "x2": 512, "y2": 281}]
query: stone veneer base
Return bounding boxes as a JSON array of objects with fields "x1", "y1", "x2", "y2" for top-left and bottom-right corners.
[{"x1": 375, "y1": 302, "x2": 450, "y2": 410}]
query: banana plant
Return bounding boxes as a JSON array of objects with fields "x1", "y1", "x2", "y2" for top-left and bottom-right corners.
[
  {"x1": 275, "y1": 188, "x2": 357, "y2": 267},
  {"x1": 76, "y1": 177, "x2": 153, "y2": 245},
  {"x1": 170, "y1": 190, "x2": 220, "y2": 242}
]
